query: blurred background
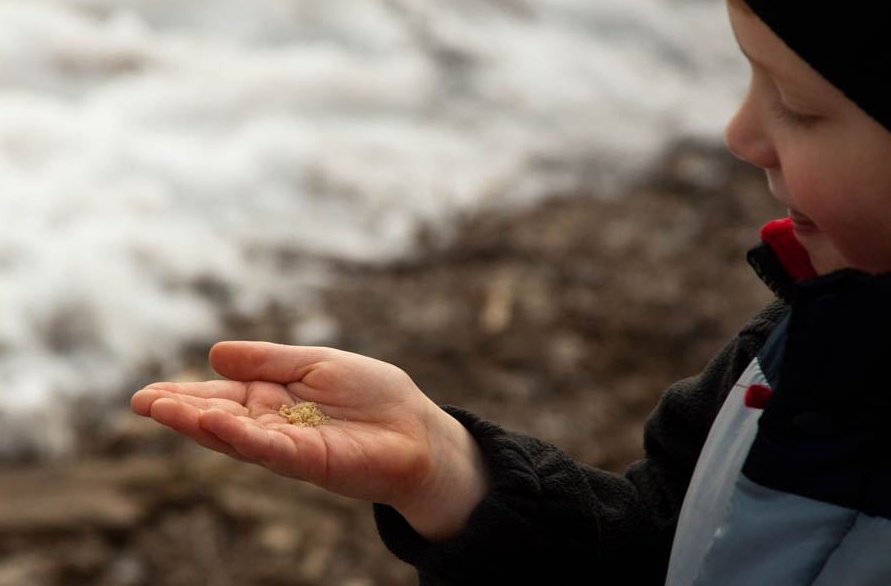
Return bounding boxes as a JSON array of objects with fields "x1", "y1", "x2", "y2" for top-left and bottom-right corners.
[{"x1": 0, "y1": 0, "x2": 782, "y2": 584}]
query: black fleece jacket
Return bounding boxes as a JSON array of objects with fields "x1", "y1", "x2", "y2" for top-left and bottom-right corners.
[
  {"x1": 373, "y1": 300, "x2": 787, "y2": 584},
  {"x1": 373, "y1": 226, "x2": 891, "y2": 584}
]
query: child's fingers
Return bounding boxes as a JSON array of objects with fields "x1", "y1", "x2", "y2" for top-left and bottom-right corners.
[
  {"x1": 131, "y1": 389, "x2": 157, "y2": 416},
  {"x1": 148, "y1": 398, "x2": 243, "y2": 458},
  {"x1": 209, "y1": 341, "x2": 341, "y2": 384},
  {"x1": 199, "y1": 409, "x2": 303, "y2": 474},
  {"x1": 133, "y1": 387, "x2": 248, "y2": 417},
  {"x1": 198, "y1": 409, "x2": 268, "y2": 459},
  {"x1": 134, "y1": 380, "x2": 248, "y2": 405}
]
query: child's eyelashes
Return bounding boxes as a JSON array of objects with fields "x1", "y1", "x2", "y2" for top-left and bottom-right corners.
[{"x1": 770, "y1": 100, "x2": 820, "y2": 129}]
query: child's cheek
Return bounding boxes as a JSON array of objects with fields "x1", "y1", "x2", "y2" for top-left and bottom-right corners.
[
  {"x1": 783, "y1": 171, "x2": 833, "y2": 225},
  {"x1": 822, "y1": 183, "x2": 891, "y2": 274},
  {"x1": 808, "y1": 198, "x2": 891, "y2": 274},
  {"x1": 840, "y1": 218, "x2": 891, "y2": 274}
]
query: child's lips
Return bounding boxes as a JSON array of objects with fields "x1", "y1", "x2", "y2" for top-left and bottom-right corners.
[
  {"x1": 766, "y1": 172, "x2": 821, "y2": 236},
  {"x1": 788, "y1": 209, "x2": 820, "y2": 235}
]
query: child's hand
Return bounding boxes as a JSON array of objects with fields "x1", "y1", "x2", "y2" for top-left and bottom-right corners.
[{"x1": 131, "y1": 341, "x2": 487, "y2": 540}]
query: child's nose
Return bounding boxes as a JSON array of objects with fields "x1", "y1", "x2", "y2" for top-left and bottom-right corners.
[{"x1": 724, "y1": 91, "x2": 778, "y2": 170}]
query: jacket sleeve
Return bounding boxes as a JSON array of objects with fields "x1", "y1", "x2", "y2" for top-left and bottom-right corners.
[{"x1": 373, "y1": 300, "x2": 787, "y2": 585}]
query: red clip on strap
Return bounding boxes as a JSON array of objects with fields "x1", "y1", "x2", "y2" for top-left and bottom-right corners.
[{"x1": 744, "y1": 384, "x2": 773, "y2": 409}]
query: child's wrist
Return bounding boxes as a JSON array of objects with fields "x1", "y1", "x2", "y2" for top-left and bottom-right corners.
[{"x1": 396, "y1": 409, "x2": 488, "y2": 541}]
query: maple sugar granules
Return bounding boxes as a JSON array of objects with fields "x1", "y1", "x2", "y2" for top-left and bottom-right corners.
[{"x1": 278, "y1": 402, "x2": 330, "y2": 427}]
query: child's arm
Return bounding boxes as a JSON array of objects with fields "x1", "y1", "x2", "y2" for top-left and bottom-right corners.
[
  {"x1": 131, "y1": 300, "x2": 784, "y2": 584},
  {"x1": 375, "y1": 299, "x2": 787, "y2": 584},
  {"x1": 130, "y1": 341, "x2": 488, "y2": 541}
]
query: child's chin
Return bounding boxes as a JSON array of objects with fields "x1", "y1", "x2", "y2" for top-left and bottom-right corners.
[{"x1": 800, "y1": 236, "x2": 852, "y2": 275}]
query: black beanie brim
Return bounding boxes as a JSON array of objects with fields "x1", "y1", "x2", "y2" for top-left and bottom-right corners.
[{"x1": 744, "y1": 1, "x2": 891, "y2": 133}]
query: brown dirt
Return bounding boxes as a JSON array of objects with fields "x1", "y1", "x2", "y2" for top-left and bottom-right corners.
[{"x1": 0, "y1": 140, "x2": 783, "y2": 585}]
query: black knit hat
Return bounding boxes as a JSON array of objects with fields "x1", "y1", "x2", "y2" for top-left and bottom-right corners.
[{"x1": 743, "y1": 0, "x2": 891, "y2": 133}]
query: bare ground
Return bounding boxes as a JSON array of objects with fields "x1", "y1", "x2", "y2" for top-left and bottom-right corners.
[{"x1": 0, "y1": 140, "x2": 783, "y2": 586}]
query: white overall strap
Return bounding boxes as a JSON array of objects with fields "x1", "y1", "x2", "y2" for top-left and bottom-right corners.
[{"x1": 664, "y1": 357, "x2": 766, "y2": 586}]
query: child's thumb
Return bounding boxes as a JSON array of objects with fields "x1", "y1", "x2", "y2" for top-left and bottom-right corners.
[{"x1": 208, "y1": 341, "x2": 338, "y2": 383}]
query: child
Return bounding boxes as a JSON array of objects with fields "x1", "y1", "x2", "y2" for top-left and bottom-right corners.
[{"x1": 131, "y1": 1, "x2": 891, "y2": 583}]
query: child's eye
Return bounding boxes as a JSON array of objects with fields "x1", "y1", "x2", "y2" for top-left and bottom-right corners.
[{"x1": 770, "y1": 100, "x2": 820, "y2": 129}]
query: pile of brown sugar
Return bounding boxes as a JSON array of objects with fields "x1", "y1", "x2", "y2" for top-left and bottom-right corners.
[{"x1": 278, "y1": 402, "x2": 330, "y2": 427}]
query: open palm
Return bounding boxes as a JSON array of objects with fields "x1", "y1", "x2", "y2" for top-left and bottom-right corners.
[{"x1": 131, "y1": 341, "x2": 441, "y2": 507}]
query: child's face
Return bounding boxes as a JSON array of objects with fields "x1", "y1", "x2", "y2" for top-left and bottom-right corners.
[{"x1": 724, "y1": 2, "x2": 891, "y2": 275}]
